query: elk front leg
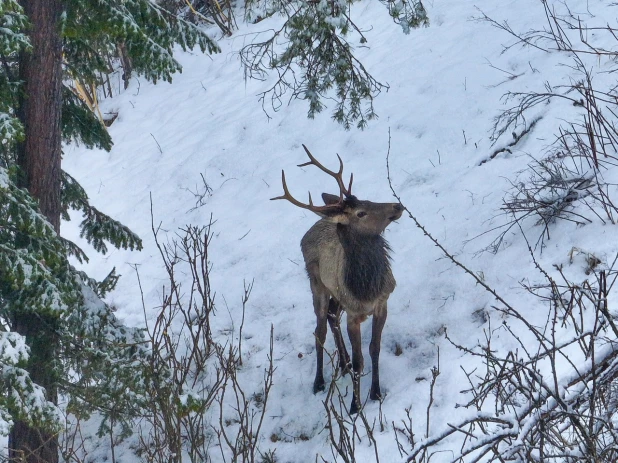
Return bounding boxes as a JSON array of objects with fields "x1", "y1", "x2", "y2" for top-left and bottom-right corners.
[
  {"x1": 327, "y1": 298, "x2": 350, "y2": 374},
  {"x1": 311, "y1": 277, "x2": 329, "y2": 394},
  {"x1": 369, "y1": 303, "x2": 387, "y2": 401},
  {"x1": 347, "y1": 315, "x2": 364, "y2": 414}
]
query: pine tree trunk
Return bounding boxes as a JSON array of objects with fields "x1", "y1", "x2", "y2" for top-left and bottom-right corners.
[
  {"x1": 116, "y1": 42, "x2": 132, "y2": 90},
  {"x1": 10, "y1": 1, "x2": 64, "y2": 462},
  {"x1": 8, "y1": 317, "x2": 60, "y2": 463},
  {"x1": 16, "y1": 0, "x2": 64, "y2": 232}
]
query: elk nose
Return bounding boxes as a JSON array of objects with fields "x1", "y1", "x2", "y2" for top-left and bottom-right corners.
[{"x1": 393, "y1": 203, "x2": 404, "y2": 211}]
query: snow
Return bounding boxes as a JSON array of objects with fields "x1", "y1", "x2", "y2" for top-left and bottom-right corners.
[
  {"x1": 62, "y1": 0, "x2": 618, "y2": 461},
  {"x1": 0, "y1": 332, "x2": 28, "y2": 366},
  {"x1": 0, "y1": 166, "x2": 8, "y2": 188}
]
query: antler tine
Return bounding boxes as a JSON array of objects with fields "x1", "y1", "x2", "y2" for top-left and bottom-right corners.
[
  {"x1": 271, "y1": 170, "x2": 340, "y2": 214},
  {"x1": 299, "y1": 144, "x2": 353, "y2": 198},
  {"x1": 270, "y1": 170, "x2": 302, "y2": 205},
  {"x1": 348, "y1": 172, "x2": 353, "y2": 196},
  {"x1": 336, "y1": 153, "x2": 354, "y2": 197}
]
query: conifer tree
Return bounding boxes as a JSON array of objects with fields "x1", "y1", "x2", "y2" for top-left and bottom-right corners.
[
  {"x1": 242, "y1": 0, "x2": 428, "y2": 129},
  {"x1": 0, "y1": 1, "x2": 218, "y2": 462}
]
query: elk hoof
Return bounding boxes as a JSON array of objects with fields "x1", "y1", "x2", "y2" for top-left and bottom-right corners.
[
  {"x1": 370, "y1": 382, "x2": 384, "y2": 400},
  {"x1": 313, "y1": 377, "x2": 325, "y2": 393}
]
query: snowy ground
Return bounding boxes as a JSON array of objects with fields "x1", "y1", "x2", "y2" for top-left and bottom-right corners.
[{"x1": 63, "y1": 0, "x2": 618, "y2": 461}]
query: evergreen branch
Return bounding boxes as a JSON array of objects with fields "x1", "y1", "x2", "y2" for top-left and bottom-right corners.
[
  {"x1": 79, "y1": 205, "x2": 143, "y2": 254},
  {"x1": 62, "y1": 86, "x2": 113, "y2": 151},
  {"x1": 379, "y1": 0, "x2": 429, "y2": 33},
  {"x1": 240, "y1": 2, "x2": 389, "y2": 129},
  {"x1": 62, "y1": 171, "x2": 143, "y2": 254},
  {"x1": 60, "y1": 236, "x2": 90, "y2": 264}
]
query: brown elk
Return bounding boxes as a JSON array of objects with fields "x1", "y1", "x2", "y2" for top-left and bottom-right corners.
[{"x1": 272, "y1": 145, "x2": 403, "y2": 414}]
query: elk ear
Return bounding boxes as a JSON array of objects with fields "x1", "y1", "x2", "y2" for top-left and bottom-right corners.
[
  {"x1": 322, "y1": 193, "x2": 340, "y2": 205},
  {"x1": 318, "y1": 193, "x2": 349, "y2": 224}
]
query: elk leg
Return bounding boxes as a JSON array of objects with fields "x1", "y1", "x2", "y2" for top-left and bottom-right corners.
[
  {"x1": 369, "y1": 303, "x2": 388, "y2": 401},
  {"x1": 327, "y1": 298, "x2": 350, "y2": 374},
  {"x1": 347, "y1": 315, "x2": 364, "y2": 414},
  {"x1": 313, "y1": 309, "x2": 328, "y2": 393},
  {"x1": 311, "y1": 276, "x2": 329, "y2": 394}
]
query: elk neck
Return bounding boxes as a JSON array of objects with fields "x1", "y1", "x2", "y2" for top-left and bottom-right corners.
[{"x1": 336, "y1": 223, "x2": 392, "y2": 302}]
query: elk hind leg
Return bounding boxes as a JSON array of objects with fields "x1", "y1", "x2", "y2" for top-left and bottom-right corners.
[{"x1": 311, "y1": 276, "x2": 329, "y2": 394}]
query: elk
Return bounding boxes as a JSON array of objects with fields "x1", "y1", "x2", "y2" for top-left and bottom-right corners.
[{"x1": 272, "y1": 145, "x2": 403, "y2": 414}]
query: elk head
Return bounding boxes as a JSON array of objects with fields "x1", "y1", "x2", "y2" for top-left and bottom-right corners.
[{"x1": 271, "y1": 144, "x2": 403, "y2": 231}]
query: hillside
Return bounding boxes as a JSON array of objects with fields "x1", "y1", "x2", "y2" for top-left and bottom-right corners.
[{"x1": 63, "y1": 0, "x2": 618, "y2": 461}]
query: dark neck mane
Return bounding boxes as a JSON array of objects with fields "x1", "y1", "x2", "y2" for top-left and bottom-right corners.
[{"x1": 337, "y1": 224, "x2": 392, "y2": 302}]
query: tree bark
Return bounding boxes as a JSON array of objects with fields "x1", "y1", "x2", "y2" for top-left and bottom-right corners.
[
  {"x1": 10, "y1": 1, "x2": 64, "y2": 462},
  {"x1": 116, "y1": 42, "x2": 132, "y2": 90},
  {"x1": 8, "y1": 317, "x2": 60, "y2": 463},
  {"x1": 16, "y1": 0, "x2": 64, "y2": 233}
]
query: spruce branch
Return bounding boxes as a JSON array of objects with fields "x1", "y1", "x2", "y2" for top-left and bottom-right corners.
[{"x1": 62, "y1": 171, "x2": 143, "y2": 255}]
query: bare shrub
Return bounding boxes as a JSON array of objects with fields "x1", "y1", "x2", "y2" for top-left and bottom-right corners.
[
  {"x1": 136, "y1": 206, "x2": 273, "y2": 463},
  {"x1": 477, "y1": 2, "x2": 618, "y2": 252},
  {"x1": 489, "y1": 155, "x2": 597, "y2": 251},
  {"x1": 212, "y1": 328, "x2": 275, "y2": 463},
  {"x1": 313, "y1": 348, "x2": 382, "y2": 463},
  {"x1": 406, "y1": 245, "x2": 618, "y2": 462},
  {"x1": 391, "y1": 357, "x2": 440, "y2": 463},
  {"x1": 59, "y1": 415, "x2": 89, "y2": 463},
  {"x1": 387, "y1": 127, "x2": 618, "y2": 462},
  {"x1": 136, "y1": 217, "x2": 225, "y2": 463},
  {"x1": 399, "y1": 3, "x2": 618, "y2": 458}
]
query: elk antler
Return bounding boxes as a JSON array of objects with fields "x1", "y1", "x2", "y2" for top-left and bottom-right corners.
[
  {"x1": 298, "y1": 144, "x2": 353, "y2": 201},
  {"x1": 270, "y1": 145, "x2": 354, "y2": 213}
]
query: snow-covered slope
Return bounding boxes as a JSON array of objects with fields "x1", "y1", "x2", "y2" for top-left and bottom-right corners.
[{"x1": 63, "y1": 0, "x2": 618, "y2": 461}]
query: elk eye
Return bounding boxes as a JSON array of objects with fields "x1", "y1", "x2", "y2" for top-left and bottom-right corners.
[{"x1": 356, "y1": 211, "x2": 367, "y2": 218}]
